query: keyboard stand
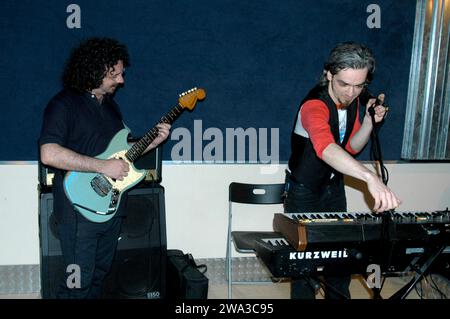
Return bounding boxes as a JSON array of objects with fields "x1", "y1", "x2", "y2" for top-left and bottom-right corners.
[
  {"x1": 319, "y1": 277, "x2": 351, "y2": 299},
  {"x1": 388, "y1": 245, "x2": 446, "y2": 299}
]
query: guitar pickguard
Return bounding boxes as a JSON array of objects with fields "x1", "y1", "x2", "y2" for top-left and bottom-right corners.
[{"x1": 104, "y1": 150, "x2": 146, "y2": 192}]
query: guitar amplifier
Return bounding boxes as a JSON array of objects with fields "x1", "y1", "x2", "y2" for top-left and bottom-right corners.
[
  {"x1": 38, "y1": 161, "x2": 55, "y2": 192},
  {"x1": 134, "y1": 145, "x2": 163, "y2": 184},
  {"x1": 39, "y1": 186, "x2": 167, "y2": 299},
  {"x1": 37, "y1": 146, "x2": 162, "y2": 188}
]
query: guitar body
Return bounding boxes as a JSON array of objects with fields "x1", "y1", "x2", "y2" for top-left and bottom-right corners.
[{"x1": 64, "y1": 128, "x2": 147, "y2": 223}]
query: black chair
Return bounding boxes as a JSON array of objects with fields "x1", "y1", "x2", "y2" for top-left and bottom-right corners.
[{"x1": 225, "y1": 182, "x2": 285, "y2": 299}]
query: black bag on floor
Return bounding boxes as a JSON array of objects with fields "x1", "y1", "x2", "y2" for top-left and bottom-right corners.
[{"x1": 166, "y1": 249, "x2": 209, "y2": 299}]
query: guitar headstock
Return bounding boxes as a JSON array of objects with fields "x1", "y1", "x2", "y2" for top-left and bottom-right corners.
[{"x1": 178, "y1": 87, "x2": 206, "y2": 110}]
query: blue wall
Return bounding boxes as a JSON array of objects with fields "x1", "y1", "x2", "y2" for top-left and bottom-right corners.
[{"x1": 0, "y1": 0, "x2": 416, "y2": 162}]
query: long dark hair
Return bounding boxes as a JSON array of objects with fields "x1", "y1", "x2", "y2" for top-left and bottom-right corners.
[
  {"x1": 62, "y1": 37, "x2": 130, "y2": 92},
  {"x1": 319, "y1": 42, "x2": 375, "y2": 86}
]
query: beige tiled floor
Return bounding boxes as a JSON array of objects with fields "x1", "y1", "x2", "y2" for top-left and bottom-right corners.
[
  {"x1": 208, "y1": 275, "x2": 423, "y2": 299},
  {"x1": 0, "y1": 293, "x2": 41, "y2": 299},
  {"x1": 3, "y1": 274, "x2": 446, "y2": 299}
]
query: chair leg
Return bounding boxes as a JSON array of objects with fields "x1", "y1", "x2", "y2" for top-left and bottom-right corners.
[
  {"x1": 227, "y1": 248, "x2": 232, "y2": 299},
  {"x1": 226, "y1": 233, "x2": 233, "y2": 298},
  {"x1": 227, "y1": 207, "x2": 232, "y2": 299}
]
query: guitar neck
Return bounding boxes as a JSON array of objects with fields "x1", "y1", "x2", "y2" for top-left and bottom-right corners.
[{"x1": 125, "y1": 104, "x2": 184, "y2": 162}]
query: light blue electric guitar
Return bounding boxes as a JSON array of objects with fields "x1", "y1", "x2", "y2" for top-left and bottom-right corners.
[{"x1": 64, "y1": 87, "x2": 206, "y2": 223}]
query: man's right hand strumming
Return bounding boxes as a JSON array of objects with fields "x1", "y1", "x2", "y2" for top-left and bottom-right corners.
[{"x1": 100, "y1": 158, "x2": 130, "y2": 181}]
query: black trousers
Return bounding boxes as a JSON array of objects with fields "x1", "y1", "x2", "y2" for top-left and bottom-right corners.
[
  {"x1": 56, "y1": 215, "x2": 123, "y2": 299},
  {"x1": 284, "y1": 174, "x2": 351, "y2": 299}
]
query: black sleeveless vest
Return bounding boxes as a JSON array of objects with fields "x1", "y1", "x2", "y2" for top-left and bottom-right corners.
[{"x1": 288, "y1": 85, "x2": 359, "y2": 192}]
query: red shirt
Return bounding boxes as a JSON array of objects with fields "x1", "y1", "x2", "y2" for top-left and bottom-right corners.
[{"x1": 300, "y1": 99, "x2": 361, "y2": 159}]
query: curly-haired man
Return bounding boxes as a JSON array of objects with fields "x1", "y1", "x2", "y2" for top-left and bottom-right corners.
[{"x1": 39, "y1": 37, "x2": 170, "y2": 298}]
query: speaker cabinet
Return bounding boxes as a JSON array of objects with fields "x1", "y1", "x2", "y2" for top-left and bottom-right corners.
[{"x1": 39, "y1": 186, "x2": 167, "y2": 299}]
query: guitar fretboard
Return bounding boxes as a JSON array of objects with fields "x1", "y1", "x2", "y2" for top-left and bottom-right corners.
[{"x1": 125, "y1": 104, "x2": 184, "y2": 162}]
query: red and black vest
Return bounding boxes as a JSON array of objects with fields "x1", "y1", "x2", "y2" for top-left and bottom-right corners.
[{"x1": 288, "y1": 85, "x2": 359, "y2": 192}]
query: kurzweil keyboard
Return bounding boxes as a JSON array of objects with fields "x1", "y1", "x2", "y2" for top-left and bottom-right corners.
[
  {"x1": 254, "y1": 234, "x2": 450, "y2": 278},
  {"x1": 273, "y1": 211, "x2": 450, "y2": 251},
  {"x1": 254, "y1": 236, "x2": 368, "y2": 277}
]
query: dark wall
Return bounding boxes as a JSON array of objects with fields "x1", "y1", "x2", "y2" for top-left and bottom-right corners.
[{"x1": 0, "y1": 0, "x2": 416, "y2": 162}]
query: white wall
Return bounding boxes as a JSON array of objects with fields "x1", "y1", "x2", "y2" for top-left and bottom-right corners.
[
  {"x1": 1, "y1": 162, "x2": 449, "y2": 265},
  {"x1": 0, "y1": 163, "x2": 39, "y2": 265}
]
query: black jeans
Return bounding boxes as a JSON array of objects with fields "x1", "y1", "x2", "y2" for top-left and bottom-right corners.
[
  {"x1": 284, "y1": 173, "x2": 351, "y2": 299},
  {"x1": 56, "y1": 216, "x2": 123, "y2": 299}
]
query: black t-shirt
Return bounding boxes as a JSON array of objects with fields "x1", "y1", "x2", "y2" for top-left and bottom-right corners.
[{"x1": 39, "y1": 88, "x2": 127, "y2": 223}]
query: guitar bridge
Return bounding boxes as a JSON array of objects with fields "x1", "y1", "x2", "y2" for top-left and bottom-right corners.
[{"x1": 90, "y1": 175, "x2": 112, "y2": 197}]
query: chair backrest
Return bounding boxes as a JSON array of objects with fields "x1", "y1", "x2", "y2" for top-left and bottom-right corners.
[{"x1": 229, "y1": 182, "x2": 285, "y2": 205}]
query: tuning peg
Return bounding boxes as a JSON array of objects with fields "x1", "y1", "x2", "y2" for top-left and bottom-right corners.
[{"x1": 179, "y1": 87, "x2": 199, "y2": 96}]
